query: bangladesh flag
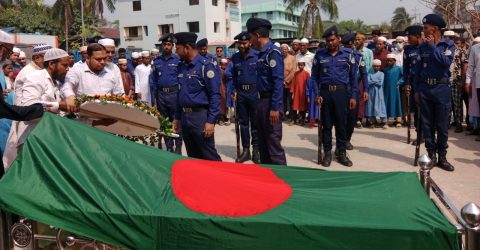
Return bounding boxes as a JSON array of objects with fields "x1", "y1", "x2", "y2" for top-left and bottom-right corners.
[{"x1": 0, "y1": 113, "x2": 458, "y2": 249}]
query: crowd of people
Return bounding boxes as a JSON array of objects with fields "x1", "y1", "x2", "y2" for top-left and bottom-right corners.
[{"x1": 0, "y1": 12, "x2": 478, "y2": 174}]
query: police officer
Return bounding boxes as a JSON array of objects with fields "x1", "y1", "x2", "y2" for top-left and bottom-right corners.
[
  {"x1": 231, "y1": 31, "x2": 260, "y2": 163},
  {"x1": 312, "y1": 26, "x2": 358, "y2": 167},
  {"x1": 403, "y1": 25, "x2": 423, "y2": 145},
  {"x1": 342, "y1": 33, "x2": 368, "y2": 151},
  {"x1": 196, "y1": 38, "x2": 217, "y2": 64},
  {"x1": 246, "y1": 17, "x2": 287, "y2": 165},
  {"x1": 172, "y1": 32, "x2": 222, "y2": 161},
  {"x1": 151, "y1": 33, "x2": 183, "y2": 154},
  {"x1": 413, "y1": 14, "x2": 455, "y2": 171}
]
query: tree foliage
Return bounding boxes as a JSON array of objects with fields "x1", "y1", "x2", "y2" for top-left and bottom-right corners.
[
  {"x1": 337, "y1": 19, "x2": 369, "y2": 34},
  {"x1": 0, "y1": 6, "x2": 62, "y2": 35},
  {"x1": 285, "y1": 0, "x2": 339, "y2": 34},
  {"x1": 390, "y1": 7, "x2": 413, "y2": 31}
]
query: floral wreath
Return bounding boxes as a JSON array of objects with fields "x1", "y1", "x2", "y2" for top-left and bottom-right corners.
[{"x1": 74, "y1": 95, "x2": 173, "y2": 146}]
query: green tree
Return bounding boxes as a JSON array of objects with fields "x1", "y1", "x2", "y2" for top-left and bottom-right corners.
[
  {"x1": 390, "y1": 7, "x2": 413, "y2": 31},
  {"x1": 0, "y1": 6, "x2": 61, "y2": 35},
  {"x1": 337, "y1": 19, "x2": 369, "y2": 34},
  {"x1": 285, "y1": 0, "x2": 339, "y2": 34},
  {"x1": 379, "y1": 21, "x2": 391, "y2": 33}
]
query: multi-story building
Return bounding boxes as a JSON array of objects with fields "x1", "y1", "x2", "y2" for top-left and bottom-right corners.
[
  {"x1": 117, "y1": 0, "x2": 242, "y2": 50},
  {"x1": 241, "y1": 0, "x2": 301, "y2": 39}
]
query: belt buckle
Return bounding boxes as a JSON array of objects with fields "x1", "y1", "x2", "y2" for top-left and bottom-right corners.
[
  {"x1": 183, "y1": 107, "x2": 192, "y2": 113},
  {"x1": 329, "y1": 85, "x2": 336, "y2": 91},
  {"x1": 163, "y1": 87, "x2": 169, "y2": 93}
]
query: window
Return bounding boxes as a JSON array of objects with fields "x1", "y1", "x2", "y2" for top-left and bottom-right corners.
[
  {"x1": 132, "y1": 0, "x2": 141, "y2": 11},
  {"x1": 158, "y1": 24, "x2": 174, "y2": 36},
  {"x1": 143, "y1": 26, "x2": 148, "y2": 36},
  {"x1": 189, "y1": 0, "x2": 199, "y2": 5},
  {"x1": 187, "y1": 21, "x2": 200, "y2": 33},
  {"x1": 214, "y1": 22, "x2": 220, "y2": 33},
  {"x1": 283, "y1": 30, "x2": 288, "y2": 38},
  {"x1": 212, "y1": 0, "x2": 218, "y2": 6},
  {"x1": 267, "y1": 11, "x2": 273, "y2": 20},
  {"x1": 125, "y1": 26, "x2": 142, "y2": 40},
  {"x1": 287, "y1": 14, "x2": 292, "y2": 21}
]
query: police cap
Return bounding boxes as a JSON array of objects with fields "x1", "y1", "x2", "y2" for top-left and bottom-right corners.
[
  {"x1": 246, "y1": 17, "x2": 272, "y2": 33},
  {"x1": 196, "y1": 38, "x2": 208, "y2": 48},
  {"x1": 422, "y1": 14, "x2": 446, "y2": 28},
  {"x1": 234, "y1": 31, "x2": 251, "y2": 41},
  {"x1": 174, "y1": 32, "x2": 197, "y2": 46},
  {"x1": 159, "y1": 33, "x2": 175, "y2": 43},
  {"x1": 322, "y1": 25, "x2": 339, "y2": 38},
  {"x1": 371, "y1": 30, "x2": 382, "y2": 36},
  {"x1": 341, "y1": 33, "x2": 355, "y2": 46},
  {"x1": 404, "y1": 25, "x2": 423, "y2": 36}
]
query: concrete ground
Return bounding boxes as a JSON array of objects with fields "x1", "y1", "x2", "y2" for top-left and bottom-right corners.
[{"x1": 201, "y1": 121, "x2": 480, "y2": 221}]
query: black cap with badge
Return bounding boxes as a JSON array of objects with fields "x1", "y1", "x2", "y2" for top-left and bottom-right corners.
[
  {"x1": 196, "y1": 38, "x2": 208, "y2": 48},
  {"x1": 173, "y1": 32, "x2": 198, "y2": 46},
  {"x1": 422, "y1": 14, "x2": 447, "y2": 28},
  {"x1": 322, "y1": 25, "x2": 339, "y2": 38},
  {"x1": 159, "y1": 33, "x2": 175, "y2": 43},
  {"x1": 246, "y1": 17, "x2": 272, "y2": 33},
  {"x1": 234, "y1": 32, "x2": 251, "y2": 41},
  {"x1": 405, "y1": 25, "x2": 423, "y2": 36},
  {"x1": 341, "y1": 33, "x2": 355, "y2": 46}
]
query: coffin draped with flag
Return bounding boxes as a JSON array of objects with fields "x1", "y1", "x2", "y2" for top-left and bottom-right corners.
[{"x1": 0, "y1": 113, "x2": 459, "y2": 250}]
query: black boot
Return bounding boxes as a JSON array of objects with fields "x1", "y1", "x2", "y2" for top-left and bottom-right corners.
[
  {"x1": 454, "y1": 124, "x2": 463, "y2": 133},
  {"x1": 437, "y1": 153, "x2": 454, "y2": 171},
  {"x1": 427, "y1": 150, "x2": 437, "y2": 167},
  {"x1": 174, "y1": 146, "x2": 182, "y2": 155},
  {"x1": 236, "y1": 149, "x2": 251, "y2": 163},
  {"x1": 251, "y1": 147, "x2": 260, "y2": 164},
  {"x1": 337, "y1": 151, "x2": 353, "y2": 167},
  {"x1": 322, "y1": 151, "x2": 332, "y2": 167},
  {"x1": 346, "y1": 141, "x2": 354, "y2": 150}
]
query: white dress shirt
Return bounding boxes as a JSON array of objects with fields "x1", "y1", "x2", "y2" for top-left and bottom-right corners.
[
  {"x1": 392, "y1": 49, "x2": 404, "y2": 67},
  {"x1": 61, "y1": 62, "x2": 125, "y2": 97},
  {"x1": 106, "y1": 62, "x2": 124, "y2": 91},
  {"x1": 295, "y1": 51, "x2": 315, "y2": 74},
  {"x1": 134, "y1": 63, "x2": 152, "y2": 105},
  {"x1": 14, "y1": 61, "x2": 42, "y2": 104}
]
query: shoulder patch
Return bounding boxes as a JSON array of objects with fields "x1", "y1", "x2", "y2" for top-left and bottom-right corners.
[
  {"x1": 207, "y1": 70, "x2": 215, "y2": 79},
  {"x1": 445, "y1": 50, "x2": 452, "y2": 56},
  {"x1": 270, "y1": 59, "x2": 277, "y2": 68}
]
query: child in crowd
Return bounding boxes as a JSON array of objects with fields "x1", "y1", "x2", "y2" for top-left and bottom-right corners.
[
  {"x1": 290, "y1": 60, "x2": 309, "y2": 126},
  {"x1": 306, "y1": 77, "x2": 318, "y2": 128},
  {"x1": 366, "y1": 59, "x2": 387, "y2": 129},
  {"x1": 383, "y1": 53, "x2": 404, "y2": 127}
]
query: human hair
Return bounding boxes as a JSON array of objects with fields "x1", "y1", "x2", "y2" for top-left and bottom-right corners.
[
  {"x1": 43, "y1": 59, "x2": 60, "y2": 68},
  {"x1": 118, "y1": 48, "x2": 126, "y2": 53},
  {"x1": 255, "y1": 27, "x2": 270, "y2": 38},
  {"x1": 216, "y1": 46, "x2": 223, "y2": 50},
  {"x1": 2, "y1": 60, "x2": 12, "y2": 69},
  {"x1": 87, "y1": 43, "x2": 106, "y2": 56}
]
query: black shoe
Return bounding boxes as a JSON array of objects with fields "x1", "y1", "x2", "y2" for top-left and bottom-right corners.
[
  {"x1": 454, "y1": 125, "x2": 463, "y2": 133},
  {"x1": 174, "y1": 146, "x2": 182, "y2": 155},
  {"x1": 236, "y1": 149, "x2": 251, "y2": 163},
  {"x1": 437, "y1": 155, "x2": 454, "y2": 171},
  {"x1": 252, "y1": 148, "x2": 260, "y2": 164},
  {"x1": 322, "y1": 151, "x2": 332, "y2": 167},
  {"x1": 467, "y1": 129, "x2": 480, "y2": 136},
  {"x1": 427, "y1": 151, "x2": 437, "y2": 167},
  {"x1": 346, "y1": 141, "x2": 354, "y2": 150},
  {"x1": 337, "y1": 151, "x2": 353, "y2": 167}
]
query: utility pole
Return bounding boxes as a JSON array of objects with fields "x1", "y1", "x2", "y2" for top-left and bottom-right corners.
[{"x1": 81, "y1": 0, "x2": 85, "y2": 46}]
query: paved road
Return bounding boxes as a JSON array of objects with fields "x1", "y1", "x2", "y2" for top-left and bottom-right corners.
[{"x1": 196, "y1": 122, "x2": 480, "y2": 217}]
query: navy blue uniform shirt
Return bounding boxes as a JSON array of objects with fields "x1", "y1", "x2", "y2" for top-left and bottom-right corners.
[
  {"x1": 151, "y1": 53, "x2": 180, "y2": 94},
  {"x1": 231, "y1": 48, "x2": 259, "y2": 88},
  {"x1": 256, "y1": 41, "x2": 284, "y2": 111},
  {"x1": 403, "y1": 44, "x2": 420, "y2": 85}
]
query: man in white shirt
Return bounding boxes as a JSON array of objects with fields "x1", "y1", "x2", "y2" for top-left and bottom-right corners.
[
  {"x1": 98, "y1": 38, "x2": 124, "y2": 89},
  {"x1": 4, "y1": 48, "x2": 70, "y2": 169},
  {"x1": 295, "y1": 38, "x2": 315, "y2": 73},
  {"x1": 14, "y1": 43, "x2": 53, "y2": 104},
  {"x1": 392, "y1": 36, "x2": 405, "y2": 67},
  {"x1": 62, "y1": 43, "x2": 124, "y2": 108},
  {"x1": 134, "y1": 51, "x2": 152, "y2": 105}
]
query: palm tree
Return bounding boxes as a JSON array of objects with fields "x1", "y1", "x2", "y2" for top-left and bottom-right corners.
[
  {"x1": 284, "y1": 0, "x2": 339, "y2": 34},
  {"x1": 390, "y1": 7, "x2": 413, "y2": 31}
]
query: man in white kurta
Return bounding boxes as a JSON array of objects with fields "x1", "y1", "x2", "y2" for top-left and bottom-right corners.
[
  {"x1": 98, "y1": 38, "x2": 124, "y2": 90},
  {"x1": 134, "y1": 50, "x2": 152, "y2": 105},
  {"x1": 3, "y1": 48, "x2": 70, "y2": 169},
  {"x1": 295, "y1": 38, "x2": 315, "y2": 74}
]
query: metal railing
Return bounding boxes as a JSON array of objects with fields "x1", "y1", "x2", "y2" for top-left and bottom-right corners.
[{"x1": 418, "y1": 154, "x2": 480, "y2": 250}]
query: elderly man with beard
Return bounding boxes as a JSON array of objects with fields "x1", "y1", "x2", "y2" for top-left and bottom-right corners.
[{"x1": 98, "y1": 38, "x2": 124, "y2": 90}]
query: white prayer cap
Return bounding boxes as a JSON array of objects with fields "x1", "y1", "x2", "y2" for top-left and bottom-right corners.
[
  {"x1": 292, "y1": 39, "x2": 301, "y2": 44},
  {"x1": 474, "y1": 36, "x2": 480, "y2": 43},
  {"x1": 98, "y1": 38, "x2": 115, "y2": 47},
  {"x1": 443, "y1": 30, "x2": 455, "y2": 37},
  {"x1": 274, "y1": 42, "x2": 281, "y2": 47},
  {"x1": 220, "y1": 58, "x2": 228, "y2": 64},
  {"x1": 12, "y1": 47, "x2": 21, "y2": 53},
  {"x1": 151, "y1": 48, "x2": 159, "y2": 53},
  {"x1": 0, "y1": 30, "x2": 14, "y2": 44},
  {"x1": 118, "y1": 58, "x2": 127, "y2": 64},
  {"x1": 141, "y1": 50, "x2": 150, "y2": 57},
  {"x1": 19, "y1": 51, "x2": 25, "y2": 58},
  {"x1": 387, "y1": 53, "x2": 396, "y2": 59},
  {"x1": 373, "y1": 59, "x2": 382, "y2": 66},
  {"x1": 79, "y1": 45, "x2": 88, "y2": 52},
  {"x1": 297, "y1": 58, "x2": 306, "y2": 63},
  {"x1": 300, "y1": 38, "x2": 309, "y2": 44},
  {"x1": 44, "y1": 48, "x2": 69, "y2": 61},
  {"x1": 378, "y1": 36, "x2": 387, "y2": 42},
  {"x1": 280, "y1": 43, "x2": 290, "y2": 50},
  {"x1": 131, "y1": 52, "x2": 140, "y2": 59},
  {"x1": 396, "y1": 36, "x2": 405, "y2": 42},
  {"x1": 33, "y1": 43, "x2": 53, "y2": 55}
]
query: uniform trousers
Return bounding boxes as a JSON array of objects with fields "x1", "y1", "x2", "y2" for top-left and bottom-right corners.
[
  {"x1": 157, "y1": 90, "x2": 183, "y2": 150},
  {"x1": 181, "y1": 108, "x2": 221, "y2": 161},
  {"x1": 321, "y1": 87, "x2": 349, "y2": 152},
  {"x1": 256, "y1": 97, "x2": 286, "y2": 165},
  {"x1": 237, "y1": 89, "x2": 258, "y2": 150}
]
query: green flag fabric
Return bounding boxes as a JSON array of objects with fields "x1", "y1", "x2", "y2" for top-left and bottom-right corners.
[{"x1": 0, "y1": 113, "x2": 458, "y2": 250}]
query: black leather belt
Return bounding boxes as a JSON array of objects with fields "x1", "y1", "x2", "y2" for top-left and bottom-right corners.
[
  {"x1": 320, "y1": 84, "x2": 346, "y2": 91},
  {"x1": 259, "y1": 91, "x2": 272, "y2": 98},
  {"x1": 182, "y1": 106, "x2": 206, "y2": 113},
  {"x1": 160, "y1": 85, "x2": 179, "y2": 93},
  {"x1": 423, "y1": 77, "x2": 449, "y2": 86},
  {"x1": 238, "y1": 84, "x2": 256, "y2": 91}
]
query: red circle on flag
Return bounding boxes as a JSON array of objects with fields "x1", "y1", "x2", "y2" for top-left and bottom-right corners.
[{"x1": 171, "y1": 159, "x2": 293, "y2": 217}]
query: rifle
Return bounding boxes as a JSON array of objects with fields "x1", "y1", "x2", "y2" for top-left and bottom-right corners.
[
  {"x1": 317, "y1": 103, "x2": 322, "y2": 165},
  {"x1": 234, "y1": 100, "x2": 241, "y2": 160},
  {"x1": 414, "y1": 106, "x2": 422, "y2": 166},
  {"x1": 406, "y1": 87, "x2": 411, "y2": 144}
]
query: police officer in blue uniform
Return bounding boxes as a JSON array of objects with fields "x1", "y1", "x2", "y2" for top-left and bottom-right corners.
[
  {"x1": 196, "y1": 38, "x2": 217, "y2": 64},
  {"x1": 151, "y1": 33, "x2": 183, "y2": 154},
  {"x1": 246, "y1": 17, "x2": 287, "y2": 165},
  {"x1": 342, "y1": 33, "x2": 368, "y2": 151},
  {"x1": 413, "y1": 14, "x2": 455, "y2": 171},
  {"x1": 231, "y1": 31, "x2": 260, "y2": 163},
  {"x1": 312, "y1": 26, "x2": 358, "y2": 167},
  {"x1": 172, "y1": 32, "x2": 222, "y2": 161},
  {"x1": 403, "y1": 25, "x2": 423, "y2": 145}
]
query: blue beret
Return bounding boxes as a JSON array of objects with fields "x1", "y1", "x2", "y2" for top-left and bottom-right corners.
[
  {"x1": 196, "y1": 38, "x2": 208, "y2": 47},
  {"x1": 341, "y1": 33, "x2": 356, "y2": 46},
  {"x1": 323, "y1": 25, "x2": 339, "y2": 38},
  {"x1": 246, "y1": 17, "x2": 272, "y2": 33},
  {"x1": 159, "y1": 33, "x2": 175, "y2": 43},
  {"x1": 234, "y1": 32, "x2": 251, "y2": 41},
  {"x1": 405, "y1": 25, "x2": 423, "y2": 36},
  {"x1": 422, "y1": 14, "x2": 446, "y2": 28},
  {"x1": 174, "y1": 32, "x2": 197, "y2": 45}
]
